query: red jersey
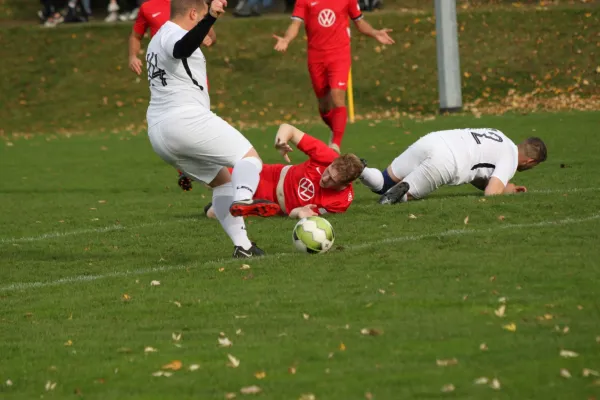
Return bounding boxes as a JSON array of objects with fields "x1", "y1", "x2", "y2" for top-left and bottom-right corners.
[
  {"x1": 133, "y1": 0, "x2": 170, "y2": 38},
  {"x1": 292, "y1": 0, "x2": 363, "y2": 55},
  {"x1": 282, "y1": 134, "x2": 354, "y2": 214}
]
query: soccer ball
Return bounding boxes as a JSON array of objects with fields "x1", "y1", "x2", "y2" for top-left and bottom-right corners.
[{"x1": 292, "y1": 216, "x2": 335, "y2": 254}]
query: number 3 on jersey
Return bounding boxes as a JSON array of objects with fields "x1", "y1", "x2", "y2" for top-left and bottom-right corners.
[{"x1": 471, "y1": 130, "x2": 503, "y2": 144}]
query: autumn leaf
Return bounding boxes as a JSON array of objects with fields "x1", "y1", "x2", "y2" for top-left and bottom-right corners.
[
  {"x1": 144, "y1": 346, "x2": 158, "y2": 353},
  {"x1": 560, "y1": 369, "x2": 571, "y2": 378},
  {"x1": 188, "y1": 364, "x2": 200, "y2": 371},
  {"x1": 494, "y1": 304, "x2": 506, "y2": 317},
  {"x1": 559, "y1": 350, "x2": 578, "y2": 358},
  {"x1": 490, "y1": 378, "x2": 501, "y2": 390},
  {"x1": 441, "y1": 384, "x2": 455, "y2": 392},
  {"x1": 254, "y1": 371, "x2": 266, "y2": 379},
  {"x1": 227, "y1": 354, "x2": 240, "y2": 368},
  {"x1": 502, "y1": 323, "x2": 517, "y2": 332},
  {"x1": 218, "y1": 337, "x2": 233, "y2": 347},
  {"x1": 240, "y1": 385, "x2": 261, "y2": 394},
  {"x1": 162, "y1": 360, "x2": 182, "y2": 371},
  {"x1": 436, "y1": 358, "x2": 458, "y2": 367},
  {"x1": 474, "y1": 377, "x2": 488, "y2": 385}
]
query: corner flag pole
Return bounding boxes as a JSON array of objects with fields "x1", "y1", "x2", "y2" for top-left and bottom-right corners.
[
  {"x1": 435, "y1": 0, "x2": 462, "y2": 113},
  {"x1": 347, "y1": 68, "x2": 355, "y2": 123}
]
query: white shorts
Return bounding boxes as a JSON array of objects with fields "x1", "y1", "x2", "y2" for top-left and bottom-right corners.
[
  {"x1": 390, "y1": 133, "x2": 457, "y2": 199},
  {"x1": 148, "y1": 111, "x2": 252, "y2": 184}
]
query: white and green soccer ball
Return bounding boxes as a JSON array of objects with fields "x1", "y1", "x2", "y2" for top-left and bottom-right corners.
[{"x1": 292, "y1": 216, "x2": 335, "y2": 254}]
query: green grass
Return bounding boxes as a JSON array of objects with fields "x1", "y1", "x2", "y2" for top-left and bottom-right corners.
[
  {"x1": 0, "y1": 6, "x2": 598, "y2": 135},
  {"x1": 1, "y1": 111, "x2": 600, "y2": 399}
]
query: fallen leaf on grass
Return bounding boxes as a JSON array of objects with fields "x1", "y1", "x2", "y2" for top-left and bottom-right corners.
[
  {"x1": 288, "y1": 366, "x2": 297, "y2": 374},
  {"x1": 436, "y1": 358, "x2": 458, "y2": 367},
  {"x1": 152, "y1": 371, "x2": 172, "y2": 377},
  {"x1": 365, "y1": 393, "x2": 373, "y2": 400},
  {"x1": 64, "y1": 340, "x2": 73, "y2": 346},
  {"x1": 408, "y1": 214, "x2": 417, "y2": 219},
  {"x1": 240, "y1": 385, "x2": 261, "y2": 394},
  {"x1": 497, "y1": 215, "x2": 505, "y2": 221},
  {"x1": 218, "y1": 267, "x2": 225, "y2": 272},
  {"x1": 6, "y1": 380, "x2": 13, "y2": 386},
  {"x1": 254, "y1": 371, "x2": 266, "y2": 379},
  {"x1": 339, "y1": 342, "x2": 346, "y2": 351},
  {"x1": 240, "y1": 264, "x2": 251, "y2": 270},
  {"x1": 150, "y1": 280, "x2": 160, "y2": 286},
  {"x1": 303, "y1": 313, "x2": 310, "y2": 320},
  {"x1": 498, "y1": 297, "x2": 507, "y2": 303},
  {"x1": 236, "y1": 329, "x2": 243, "y2": 335},
  {"x1": 45, "y1": 381, "x2": 57, "y2": 391},
  {"x1": 479, "y1": 343, "x2": 488, "y2": 351},
  {"x1": 162, "y1": 360, "x2": 182, "y2": 371},
  {"x1": 464, "y1": 216, "x2": 469, "y2": 225},
  {"x1": 360, "y1": 328, "x2": 382, "y2": 336},
  {"x1": 188, "y1": 364, "x2": 200, "y2": 371},
  {"x1": 144, "y1": 346, "x2": 158, "y2": 353},
  {"x1": 218, "y1": 337, "x2": 233, "y2": 347},
  {"x1": 494, "y1": 305, "x2": 506, "y2": 317},
  {"x1": 502, "y1": 323, "x2": 517, "y2": 332},
  {"x1": 225, "y1": 393, "x2": 237, "y2": 399},
  {"x1": 122, "y1": 294, "x2": 131, "y2": 301},
  {"x1": 583, "y1": 368, "x2": 599, "y2": 377},
  {"x1": 474, "y1": 377, "x2": 488, "y2": 385},
  {"x1": 560, "y1": 350, "x2": 578, "y2": 358},
  {"x1": 490, "y1": 378, "x2": 501, "y2": 390},
  {"x1": 227, "y1": 354, "x2": 240, "y2": 368},
  {"x1": 172, "y1": 332, "x2": 182, "y2": 342},
  {"x1": 299, "y1": 394, "x2": 316, "y2": 400},
  {"x1": 560, "y1": 368, "x2": 571, "y2": 378},
  {"x1": 441, "y1": 384, "x2": 455, "y2": 392},
  {"x1": 171, "y1": 301, "x2": 182, "y2": 308}
]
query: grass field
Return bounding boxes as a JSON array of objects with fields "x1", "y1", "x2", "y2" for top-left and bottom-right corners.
[{"x1": 1, "y1": 111, "x2": 600, "y2": 399}]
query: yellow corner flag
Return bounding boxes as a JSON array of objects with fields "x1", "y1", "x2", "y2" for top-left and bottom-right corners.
[{"x1": 347, "y1": 68, "x2": 355, "y2": 123}]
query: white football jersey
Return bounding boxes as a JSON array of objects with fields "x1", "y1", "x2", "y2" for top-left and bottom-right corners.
[
  {"x1": 145, "y1": 21, "x2": 210, "y2": 127},
  {"x1": 436, "y1": 128, "x2": 519, "y2": 186}
]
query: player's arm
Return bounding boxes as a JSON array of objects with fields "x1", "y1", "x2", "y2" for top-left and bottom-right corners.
[
  {"x1": 172, "y1": 0, "x2": 224, "y2": 59},
  {"x1": 274, "y1": 124, "x2": 338, "y2": 165},
  {"x1": 129, "y1": 31, "x2": 144, "y2": 75},
  {"x1": 289, "y1": 205, "x2": 319, "y2": 219},
  {"x1": 274, "y1": 123, "x2": 305, "y2": 162},
  {"x1": 203, "y1": 27, "x2": 217, "y2": 47},
  {"x1": 353, "y1": 19, "x2": 395, "y2": 44},
  {"x1": 273, "y1": 19, "x2": 303, "y2": 52}
]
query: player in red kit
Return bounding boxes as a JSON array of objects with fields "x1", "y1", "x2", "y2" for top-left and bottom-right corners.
[
  {"x1": 273, "y1": 0, "x2": 394, "y2": 153},
  {"x1": 128, "y1": 0, "x2": 216, "y2": 192},
  {"x1": 204, "y1": 123, "x2": 365, "y2": 219}
]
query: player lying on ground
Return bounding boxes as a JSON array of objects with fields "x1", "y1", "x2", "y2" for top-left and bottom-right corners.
[
  {"x1": 273, "y1": 0, "x2": 394, "y2": 153},
  {"x1": 359, "y1": 128, "x2": 547, "y2": 204},
  {"x1": 204, "y1": 123, "x2": 365, "y2": 219},
  {"x1": 146, "y1": 0, "x2": 280, "y2": 258}
]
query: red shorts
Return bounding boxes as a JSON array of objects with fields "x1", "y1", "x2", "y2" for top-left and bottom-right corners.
[
  {"x1": 307, "y1": 51, "x2": 351, "y2": 98},
  {"x1": 227, "y1": 164, "x2": 283, "y2": 203}
]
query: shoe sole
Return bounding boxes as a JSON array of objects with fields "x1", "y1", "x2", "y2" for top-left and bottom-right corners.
[
  {"x1": 230, "y1": 202, "x2": 281, "y2": 218},
  {"x1": 379, "y1": 182, "x2": 410, "y2": 205}
]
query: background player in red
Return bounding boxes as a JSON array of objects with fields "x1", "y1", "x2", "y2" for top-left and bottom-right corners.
[
  {"x1": 128, "y1": 0, "x2": 216, "y2": 191},
  {"x1": 204, "y1": 123, "x2": 365, "y2": 219},
  {"x1": 272, "y1": 0, "x2": 394, "y2": 153}
]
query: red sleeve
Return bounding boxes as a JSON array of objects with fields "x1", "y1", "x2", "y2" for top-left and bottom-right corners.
[
  {"x1": 348, "y1": 0, "x2": 363, "y2": 20},
  {"x1": 297, "y1": 133, "x2": 339, "y2": 166},
  {"x1": 319, "y1": 186, "x2": 354, "y2": 214},
  {"x1": 292, "y1": 0, "x2": 307, "y2": 21},
  {"x1": 133, "y1": 5, "x2": 149, "y2": 36}
]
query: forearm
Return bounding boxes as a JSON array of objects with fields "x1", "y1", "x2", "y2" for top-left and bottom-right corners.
[
  {"x1": 129, "y1": 33, "x2": 142, "y2": 58},
  {"x1": 173, "y1": 14, "x2": 217, "y2": 59},
  {"x1": 278, "y1": 123, "x2": 305, "y2": 146},
  {"x1": 355, "y1": 19, "x2": 378, "y2": 38},
  {"x1": 208, "y1": 27, "x2": 217, "y2": 43},
  {"x1": 283, "y1": 22, "x2": 301, "y2": 43}
]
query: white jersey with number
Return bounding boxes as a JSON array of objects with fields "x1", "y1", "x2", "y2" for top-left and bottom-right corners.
[
  {"x1": 436, "y1": 128, "x2": 518, "y2": 186},
  {"x1": 145, "y1": 21, "x2": 210, "y2": 127}
]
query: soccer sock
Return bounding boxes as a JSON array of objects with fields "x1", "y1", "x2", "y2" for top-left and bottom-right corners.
[
  {"x1": 329, "y1": 106, "x2": 347, "y2": 147},
  {"x1": 319, "y1": 109, "x2": 332, "y2": 130},
  {"x1": 212, "y1": 183, "x2": 253, "y2": 250},
  {"x1": 231, "y1": 156, "x2": 262, "y2": 202},
  {"x1": 359, "y1": 167, "x2": 384, "y2": 193}
]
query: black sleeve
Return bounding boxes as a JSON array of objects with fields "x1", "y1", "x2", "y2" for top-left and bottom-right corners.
[{"x1": 172, "y1": 13, "x2": 217, "y2": 59}]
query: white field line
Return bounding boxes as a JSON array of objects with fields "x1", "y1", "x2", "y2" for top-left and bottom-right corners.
[
  {"x1": 1, "y1": 186, "x2": 598, "y2": 246},
  {"x1": 1, "y1": 212, "x2": 598, "y2": 293}
]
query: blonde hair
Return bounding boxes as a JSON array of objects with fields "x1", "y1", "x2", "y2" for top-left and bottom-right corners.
[
  {"x1": 521, "y1": 137, "x2": 547, "y2": 163},
  {"x1": 331, "y1": 154, "x2": 364, "y2": 185}
]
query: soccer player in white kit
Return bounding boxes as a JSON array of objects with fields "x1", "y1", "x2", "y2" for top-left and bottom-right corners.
[
  {"x1": 359, "y1": 128, "x2": 547, "y2": 204},
  {"x1": 145, "y1": 0, "x2": 280, "y2": 258}
]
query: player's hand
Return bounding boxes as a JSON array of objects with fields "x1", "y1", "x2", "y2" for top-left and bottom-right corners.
[
  {"x1": 209, "y1": 0, "x2": 227, "y2": 18},
  {"x1": 515, "y1": 185, "x2": 527, "y2": 193},
  {"x1": 374, "y1": 28, "x2": 394, "y2": 45},
  {"x1": 273, "y1": 35, "x2": 289, "y2": 52},
  {"x1": 202, "y1": 35, "x2": 214, "y2": 47},
  {"x1": 129, "y1": 56, "x2": 143, "y2": 75},
  {"x1": 298, "y1": 204, "x2": 319, "y2": 218},
  {"x1": 275, "y1": 136, "x2": 293, "y2": 163}
]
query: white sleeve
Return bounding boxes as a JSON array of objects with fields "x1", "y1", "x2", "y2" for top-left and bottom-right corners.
[
  {"x1": 491, "y1": 148, "x2": 517, "y2": 186},
  {"x1": 161, "y1": 29, "x2": 183, "y2": 59}
]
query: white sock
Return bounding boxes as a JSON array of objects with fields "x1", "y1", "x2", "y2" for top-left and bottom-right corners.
[
  {"x1": 359, "y1": 167, "x2": 384, "y2": 192},
  {"x1": 212, "y1": 183, "x2": 252, "y2": 250},
  {"x1": 231, "y1": 156, "x2": 262, "y2": 202}
]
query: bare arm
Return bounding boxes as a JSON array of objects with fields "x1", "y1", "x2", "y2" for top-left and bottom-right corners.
[
  {"x1": 274, "y1": 123, "x2": 304, "y2": 162},
  {"x1": 354, "y1": 19, "x2": 394, "y2": 44},
  {"x1": 289, "y1": 205, "x2": 319, "y2": 219},
  {"x1": 128, "y1": 31, "x2": 144, "y2": 75},
  {"x1": 484, "y1": 177, "x2": 507, "y2": 196},
  {"x1": 203, "y1": 27, "x2": 217, "y2": 47},
  {"x1": 273, "y1": 19, "x2": 303, "y2": 52}
]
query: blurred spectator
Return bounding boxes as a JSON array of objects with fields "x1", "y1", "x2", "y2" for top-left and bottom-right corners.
[
  {"x1": 38, "y1": 0, "x2": 64, "y2": 27},
  {"x1": 233, "y1": 0, "x2": 273, "y2": 17},
  {"x1": 106, "y1": 0, "x2": 141, "y2": 22}
]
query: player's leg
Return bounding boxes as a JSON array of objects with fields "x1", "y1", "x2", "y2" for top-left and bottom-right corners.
[
  {"x1": 325, "y1": 53, "x2": 352, "y2": 152},
  {"x1": 308, "y1": 61, "x2": 332, "y2": 131}
]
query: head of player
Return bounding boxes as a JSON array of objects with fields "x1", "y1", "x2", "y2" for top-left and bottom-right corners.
[
  {"x1": 516, "y1": 137, "x2": 547, "y2": 172},
  {"x1": 170, "y1": 0, "x2": 208, "y2": 27},
  {"x1": 319, "y1": 153, "x2": 364, "y2": 190}
]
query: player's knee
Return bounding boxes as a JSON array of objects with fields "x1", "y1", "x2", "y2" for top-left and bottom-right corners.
[{"x1": 237, "y1": 154, "x2": 263, "y2": 172}]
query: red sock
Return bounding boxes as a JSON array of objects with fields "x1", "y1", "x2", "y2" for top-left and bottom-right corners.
[
  {"x1": 319, "y1": 109, "x2": 332, "y2": 130},
  {"x1": 329, "y1": 106, "x2": 347, "y2": 147}
]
